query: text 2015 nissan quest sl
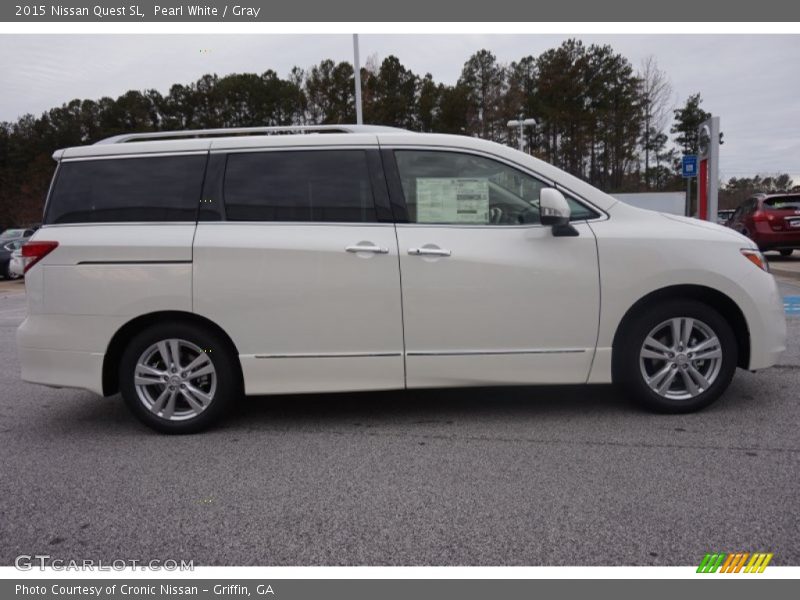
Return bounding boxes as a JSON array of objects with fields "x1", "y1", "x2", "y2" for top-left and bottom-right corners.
[{"x1": 17, "y1": 125, "x2": 787, "y2": 433}]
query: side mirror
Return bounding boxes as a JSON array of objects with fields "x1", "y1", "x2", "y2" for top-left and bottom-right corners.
[
  {"x1": 539, "y1": 188, "x2": 571, "y2": 226},
  {"x1": 540, "y1": 188, "x2": 579, "y2": 237}
]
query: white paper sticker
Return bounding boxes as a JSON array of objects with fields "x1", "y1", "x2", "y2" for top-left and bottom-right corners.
[{"x1": 416, "y1": 178, "x2": 489, "y2": 224}]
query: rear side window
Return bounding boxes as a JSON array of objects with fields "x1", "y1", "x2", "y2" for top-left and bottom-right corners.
[
  {"x1": 223, "y1": 150, "x2": 377, "y2": 222},
  {"x1": 45, "y1": 155, "x2": 206, "y2": 224}
]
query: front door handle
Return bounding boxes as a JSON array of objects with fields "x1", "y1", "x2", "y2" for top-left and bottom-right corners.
[
  {"x1": 345, "y1": 243, "x2": 389, "y2": 254},
  {"x1": 408, "y1": 247, "x2": 452, "y2": 257}
]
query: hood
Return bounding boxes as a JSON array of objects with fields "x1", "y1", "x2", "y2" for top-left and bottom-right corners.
[{"x1": 660, "y1": 213, "x2": 753, "y2": 245}]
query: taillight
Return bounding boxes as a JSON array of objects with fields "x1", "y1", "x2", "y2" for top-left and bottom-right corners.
[
  {"x1": 21, "y1": 241, "x2": 58, "y2": 273},
  {"x1": 752, "y1": 211, "x2": 782, "y2": 229}
]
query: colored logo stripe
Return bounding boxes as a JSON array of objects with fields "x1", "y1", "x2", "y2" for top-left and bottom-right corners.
[
  {"x1": 720, "y1": 553, "x2": 748, "y2": 573},
  {"x1": 745, "y1": 553, "x2": 773, "y2": 573},
  {"x1": 697, "y1": 552, "x2": 773, "y2": 573},
  {"x1": 697, "y1": 553, "x2": 726, "y2": 573}
]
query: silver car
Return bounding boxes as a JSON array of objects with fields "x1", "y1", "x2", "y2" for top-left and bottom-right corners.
[
  {"x1": 1, "y1": 239, "x2": 25, "y2": 280},
  {"x1": 9, "y1": 244, "x2": 25, "y2": 278}
]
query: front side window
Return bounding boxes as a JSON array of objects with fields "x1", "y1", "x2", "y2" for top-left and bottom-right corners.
[
  {"x1": 45, "y1": 155, "x2": 206, "y2": 224},
  {"x1": 223, "y1": 150, "x2": 377, "y2": 223},
  {"x1": 395, "y1": 150, "x2": 543, "y2": 225},
  {"x1": 394, "y1": 150, "x2": 598, "y2": 225}
]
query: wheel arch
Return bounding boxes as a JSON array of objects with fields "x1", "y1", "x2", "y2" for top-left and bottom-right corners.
[
  {"x1": 102, "y1": 311, "x2": 242, "y2": 397},
  {"x1": 611, "y1": 284, "x2": 751, "y2": 378}
]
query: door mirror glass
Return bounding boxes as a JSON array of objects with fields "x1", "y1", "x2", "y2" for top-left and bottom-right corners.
[{"x1": 540, "y1": 188, "x2": 571, "y2": 226}]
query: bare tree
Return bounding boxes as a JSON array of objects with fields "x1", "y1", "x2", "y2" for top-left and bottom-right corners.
[{"x1": 638, "y1": 56, "x2": 673, "y2": 189}]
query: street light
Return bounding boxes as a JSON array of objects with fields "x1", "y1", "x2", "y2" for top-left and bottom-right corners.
[{"x1": 507, "y1": 117, "x2": 537, "y2": 152}]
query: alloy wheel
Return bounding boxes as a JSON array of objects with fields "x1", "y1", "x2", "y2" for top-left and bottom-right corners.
[
  {"x1": 638, "y1": 317, "x2": 723, "y2": 400},
  {"x1": 133, "y1": 338, "x2": 217, "y2": 421}
]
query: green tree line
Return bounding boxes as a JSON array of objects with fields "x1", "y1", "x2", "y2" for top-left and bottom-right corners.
[{"x1": 1, "y1": 39, "x2": 796, "y2": 226}]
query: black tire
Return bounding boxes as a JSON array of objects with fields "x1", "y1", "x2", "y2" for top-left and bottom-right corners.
[
  {"x1": 779, "y1": 249, "x2": 793, "y2": 257},
  {"x1": 118, "y1": 322, "x2": 240, "y2": 433},
  {"x1": 614, "y1": 300, "x2": 738, "y2": 413}
]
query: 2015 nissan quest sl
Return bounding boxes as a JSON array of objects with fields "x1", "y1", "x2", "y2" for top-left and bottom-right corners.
[{"x1": 16, "y1": 125, "x2": 787, "y2": 433}]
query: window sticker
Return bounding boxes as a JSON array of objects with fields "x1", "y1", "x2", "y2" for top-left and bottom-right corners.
[{"x1": 416, "y1": 178, "x2": 490, "y2": 224}]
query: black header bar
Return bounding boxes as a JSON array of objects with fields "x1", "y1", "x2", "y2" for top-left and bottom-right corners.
[{"x1": 3, "y1": 0, "x2": 799, "y2": 22}]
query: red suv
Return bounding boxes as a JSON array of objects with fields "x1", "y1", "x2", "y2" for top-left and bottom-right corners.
[{"x1": 726, "y1": 193, "x2": 800, "y2": 256}]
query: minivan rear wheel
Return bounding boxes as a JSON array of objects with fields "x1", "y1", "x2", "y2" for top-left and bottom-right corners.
[
  {"x1": 119, "y1": 323, "x2": 239, "y2": 433},
  {"x1": 615, "y1": 300, "x2": 737, "y2": 413}
]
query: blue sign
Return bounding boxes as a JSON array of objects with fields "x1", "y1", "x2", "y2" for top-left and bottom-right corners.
[
  {"x1": 682, "y1": 155, "x2": 698, "y2": 178},
  {"x1": 785, "y1": 296, "x2": 800, "y2": 316}
]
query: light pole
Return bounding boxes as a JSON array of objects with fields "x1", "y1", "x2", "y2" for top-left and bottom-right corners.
[
  {"x1": 507, "y1": 116, "x2": 536, "y2": 152},
  {"x1": 353, "y1": 34, "x2": 363, "y2": 125}
]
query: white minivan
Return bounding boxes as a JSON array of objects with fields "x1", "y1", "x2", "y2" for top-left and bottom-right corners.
[{"x1": 17, "y1": 125, "x2": 787, "y2": 433}]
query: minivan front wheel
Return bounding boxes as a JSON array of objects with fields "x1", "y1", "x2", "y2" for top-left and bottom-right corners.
[
  {"x1": 119, "y1": 323, "x2": 239, "y2": 433},
  {"x1": 616, "y1": 300, "x2": 737, "y2": 413}
]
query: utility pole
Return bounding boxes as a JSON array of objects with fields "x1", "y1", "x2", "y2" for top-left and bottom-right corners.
[{"x1": 353, "y1": 34, "x2": 363, "y2": 125}]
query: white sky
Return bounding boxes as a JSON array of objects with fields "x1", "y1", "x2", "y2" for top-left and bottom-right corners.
[{"x1": 1, "y1": 34, "x2": 798, "y2": 181}]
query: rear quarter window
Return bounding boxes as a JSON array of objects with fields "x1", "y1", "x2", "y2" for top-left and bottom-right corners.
[{"x1": 45, "y1": 155, "x2": 207, "y2": 224}]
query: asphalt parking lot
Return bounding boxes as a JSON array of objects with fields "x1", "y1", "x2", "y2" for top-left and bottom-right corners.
[{"x1": 0, "y1": 269, "x2": 798, "y2": 567}]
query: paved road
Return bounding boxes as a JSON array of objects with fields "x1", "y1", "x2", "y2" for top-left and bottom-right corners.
[
  {"x1": 768, "y1": 250, "x2": 800, "y2": 281},
  {"x1": 0, "y1": 284, "x2": 797, "y2": 566}
]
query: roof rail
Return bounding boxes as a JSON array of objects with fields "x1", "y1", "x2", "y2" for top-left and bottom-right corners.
[{"x1": 94, "y1": 124, "x2": 408, "y2": 145}]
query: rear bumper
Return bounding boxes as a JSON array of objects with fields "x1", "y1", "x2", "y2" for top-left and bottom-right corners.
[
  {"x1": 17, "y1": 316, "x2": 107, "y2": 395},
  {"x1": 17, "y1": 346, "x2": 105, "y2": 395},
  {"x1": 751, "y1": 227, "x2": 800, "y2": 250}
]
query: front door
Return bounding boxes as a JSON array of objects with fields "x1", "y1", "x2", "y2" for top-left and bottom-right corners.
[{"x1": 387, "y1": 148, "x2": 600, "y2": 388}]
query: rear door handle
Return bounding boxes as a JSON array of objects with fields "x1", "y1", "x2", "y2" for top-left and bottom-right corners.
[
  {"x1": 408, "y1": 247, "x2": 452, "y2": 257},
  {"x1": 345, "y1": 243, "x2": 389, "y2": 254}
]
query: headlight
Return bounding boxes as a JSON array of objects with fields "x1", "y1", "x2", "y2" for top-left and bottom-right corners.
[{"x1": 740, "y1": 248, "x2": 770, "y2": 273}]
